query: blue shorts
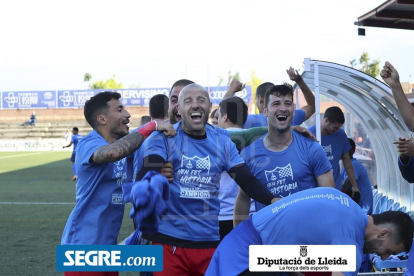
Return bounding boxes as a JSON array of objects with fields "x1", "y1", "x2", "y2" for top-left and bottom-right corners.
[
  {"x1": 205, "y1": 216, "x2": 262, "y2": 276},
  {"x1": 70, "y1": 153, "x2": 76, "y2": 162}
]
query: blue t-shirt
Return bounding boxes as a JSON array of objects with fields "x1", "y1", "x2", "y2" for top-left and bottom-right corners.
[
  {"x1": 243, "y1": 109, "x2": 305, "y2": 129},
  {"x1": 341, "y1": 158, "x2": 373, "y2": 215},
  {"x1": 405, "y1": 244, "x2": 414, "y2": 276},
  {"x1": 71, "y1": 134, "x2": 83, "y2": 153},
  {"x1": 399, "y1": 156, "x2": 414, "y2": 183},
  {"x1": 252, "y1": 187, "x2": 368, "y2": 276},
  {"x1": 141, "y1": 121, "x2": 244, "y2": 241},
  {"x1": 309, "y1": 126, "x2": 351, "y2": 189},
  {"x1": 62, "y1": 130, "x2": 127, "y2": 245},
  {"x1": 241, "y1": 131, "x2": 332, "y2": 211}
]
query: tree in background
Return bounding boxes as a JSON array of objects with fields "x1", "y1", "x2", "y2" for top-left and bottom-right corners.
[
  {"x1": 89, "y1": 75, "x2": 123, "y2": 90},
  {"x1": 84, "y1": 73, "x2": 92, "y2": 89},
  {"x1": 349, "y1": 52, "x2": 380, "y2": 78}
]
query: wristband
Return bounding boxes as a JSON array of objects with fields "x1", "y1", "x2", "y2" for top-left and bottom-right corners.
[{"x1": 137, "y1": 121, "x2": 157, "y2": 138}]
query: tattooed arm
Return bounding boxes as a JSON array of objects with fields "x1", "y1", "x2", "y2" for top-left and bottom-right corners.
[
  {"x1": 92, "y1": 131, "x2": 146, "y2": 164},
  {"x1": 91, "y1": 121, "x2": 176, "y2": 164}
]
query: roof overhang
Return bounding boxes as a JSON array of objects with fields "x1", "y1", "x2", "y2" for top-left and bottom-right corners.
[{"x1": 355, "y1": 0, "x2": 414, "y2": 31}]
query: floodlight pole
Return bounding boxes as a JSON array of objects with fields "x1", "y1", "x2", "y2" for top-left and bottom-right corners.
[{"x1": 304, "y1": 58, "x2": 321, "y2": 144}]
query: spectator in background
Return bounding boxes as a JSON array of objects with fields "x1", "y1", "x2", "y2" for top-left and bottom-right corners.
[
  {"x1": 63, "y1": 127, "x2": 83, "y2": 181},
  {"x1": 210, "y1": 109, "x2": 218, "y2": 126},
  {"x1": 341, "y1": 138, "x2": 373, "y2": 215},
  {"x1": 22, "y1": 111, "x2": 36, "y2": 126},
  {"x1": 139, "y1": 116, "x2": 151, "y2": 127}
]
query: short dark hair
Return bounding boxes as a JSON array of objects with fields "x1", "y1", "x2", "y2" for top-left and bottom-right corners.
[
  {"x1": 256, "y1": 82, "x2": 274, "y2": 98},
  {"x1": 169, "y1": 79, "x2": 194, "y2": 97},
  {"x1": 348, "y1": 138, "x2": 356, "y2": 158},
  {"x1": 84, "y1": 92, "x2": 121, "y2": 129},
  {"x1": 139, "y1": 116, "x2": 151, "y2": 126},
  {"x1": 264, "y1": 83, "x2": 294, "y2": 108},
  {"x1": 149, "y1": 94, "x2": 169, "y2": 120},
  {"x1": 324, "y1": 106, "x2": 345, "y2": 124},
  {"x1": 372, "y1": 211, "x2": 414, "y2": 252},
  {"x1": 219, "y1": 97, "x2": 248, "y2": 126},
  {"x1": 72, "y1": 127, "x2": 79, "y2": 132},
  {"x1": 210, "y1": 109, "x2": 218, "y2": 119}
]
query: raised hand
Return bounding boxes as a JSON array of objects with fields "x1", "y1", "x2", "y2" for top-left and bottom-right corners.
[
  {"x1": 156, "y1": 121, "x2": 176, "y2": 137},
  {"x1": 286, "y1": 67, "x2": 301, "y2": 82},
  {"x1": 380, "y1": 61, "x2": 400, "y2": 88},
  {"x1": 228, "y1": 78, "x2": 246, "y2": 95}
]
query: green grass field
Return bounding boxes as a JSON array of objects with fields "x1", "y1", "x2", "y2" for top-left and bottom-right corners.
[{"x1": 0, "y1": 152, "x2": 136, "y2": 276}]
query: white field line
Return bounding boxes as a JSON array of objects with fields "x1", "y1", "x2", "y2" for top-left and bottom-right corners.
[{"x1": 0, "y1": 152, "x2": 43, "y2": 159}]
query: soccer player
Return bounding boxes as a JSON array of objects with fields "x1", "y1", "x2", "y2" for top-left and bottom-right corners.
[
  {"x1": 136, "y1": 84, "x2": 279, "y2": 276},
  {"x1": 308, "y1": 107, "x2": 360, "y2": 196},
  {"x1": 63, "y1": 127, "x2": 83, "y2": 181},
  {"x1": 235, "y1": 83, "x2": 334, "y2": 225},
  {"x1": 223, "y1": 67, "x2": 316, "y2": 128},
  {"x1": 61, "y1": 92, "x2": 175, "y2": 276},
  {"x1": 210, "y1": 109, "x2": 219, "y2": 126},
  {"x1": 206, "y1": 187, "x2": 414, "y2": 276},
  {"x1": 168, "y1": 79, "x2": 195, "y2": 124},
  {"x1": 216, "y1": 96, "x2": 255, "y2": 239},
  {"x1": 341, "y1": 138, "x2": 373, "y2": 214}
]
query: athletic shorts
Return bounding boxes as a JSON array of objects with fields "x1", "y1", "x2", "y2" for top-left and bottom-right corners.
[
  {"x1": 205, "y1": 216, "x2": 262, "y2": 276},
  {"x1": 152, "y1": 242, "x2": 215, "y2": 276},
  {"x1": 70, "y1": 153, "x2": 76, "y2": 162}
]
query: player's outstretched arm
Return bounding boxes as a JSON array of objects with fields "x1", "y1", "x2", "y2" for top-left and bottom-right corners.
[
  {"x1": 381, "y1": 61, "x2": 414, "y2": 131},
  {"x1": 287, "y1": 67, "x2": 315, "y2": 121},
  {"x1": 92, "y1": 121, "x2": 175, "y2": 164}
]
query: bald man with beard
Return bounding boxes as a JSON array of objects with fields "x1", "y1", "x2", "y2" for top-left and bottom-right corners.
[{"x1": 136, "y1": 84, "x2": 279, "y2": 276}]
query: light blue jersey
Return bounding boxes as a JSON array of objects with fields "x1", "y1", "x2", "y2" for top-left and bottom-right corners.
[
  {"x1": 309, "y1": 126, "x2": 351, "y2": 189},
  {"x1": 243, "y1": 109, "x2": 305, "y2": 129},
  {"x1": 206, "y1": 188, "x2": 368, "y2": 276},
  {"x1": 71, "y1": 134, "x2": 83, "y2": 153},
  {"x1": 141, "y1": 121, "x2": 244, "y2": 241},
  {"x1": 341, "y1": 158, "x2": 373, "y2": 214},
  {"x1": 241, "y1": 131, "x2": 332, "y2": 211},
  {"x1": 62, "y1": 130, "x2": 127, "y2": 245}
]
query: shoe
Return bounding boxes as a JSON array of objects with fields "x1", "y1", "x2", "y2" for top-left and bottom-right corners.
[{"x1": 72, "y1": 175, "x2": 77, "y2": 181}]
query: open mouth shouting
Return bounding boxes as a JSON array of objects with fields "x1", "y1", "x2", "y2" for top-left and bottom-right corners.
[
  {"x1": 276, "y1": 114, "x2": 288, "y2": 122},
  {"x1": 123, "y1": 120, "x2": 130, "y2": 131},
  {"x1": 189, "y1": 112, "x2": 204, "y2": 124}
]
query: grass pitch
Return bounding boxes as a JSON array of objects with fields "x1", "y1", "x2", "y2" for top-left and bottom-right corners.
[{"x1": 0, "y1": 152, "x2": 136, "y2": 276}]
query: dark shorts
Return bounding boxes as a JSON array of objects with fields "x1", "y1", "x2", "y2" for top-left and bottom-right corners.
[{"x1": 70, "y1": 153, "x2": 76, "y2": 162}]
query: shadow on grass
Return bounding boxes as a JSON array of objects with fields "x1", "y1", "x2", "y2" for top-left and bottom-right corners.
[{"x1": 0, "y1": 158, "x2": 136, "y2": 276}]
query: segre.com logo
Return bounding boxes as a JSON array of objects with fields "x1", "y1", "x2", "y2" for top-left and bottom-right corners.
[{"x1": 56, "y1": 245, "x2": 163, "y2": 272}]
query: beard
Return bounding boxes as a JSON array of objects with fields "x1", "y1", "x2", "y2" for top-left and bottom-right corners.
[{"x1": 363, "y1": 238, "x2": 384, "y2": 254}]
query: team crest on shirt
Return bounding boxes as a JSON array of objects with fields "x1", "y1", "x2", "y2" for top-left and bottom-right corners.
[
  {"x1": 181, "y1": 155, "x2": 210, "y2": 173},
  {"x1": 177, "y1": 155, "x2": 213, "y2": 192},
  {"x1": 323, "y1": 145, "x2": 334, "y2": 160},
  {"x1": 113, "y1": 157, "x2": 127, "y2": 185},
  {"x1": 263, "y1": 163, "x2": 298, "y2": 196},
  {"x1": 265, "y1": 164, "x2": 294, "y2": 182}
]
